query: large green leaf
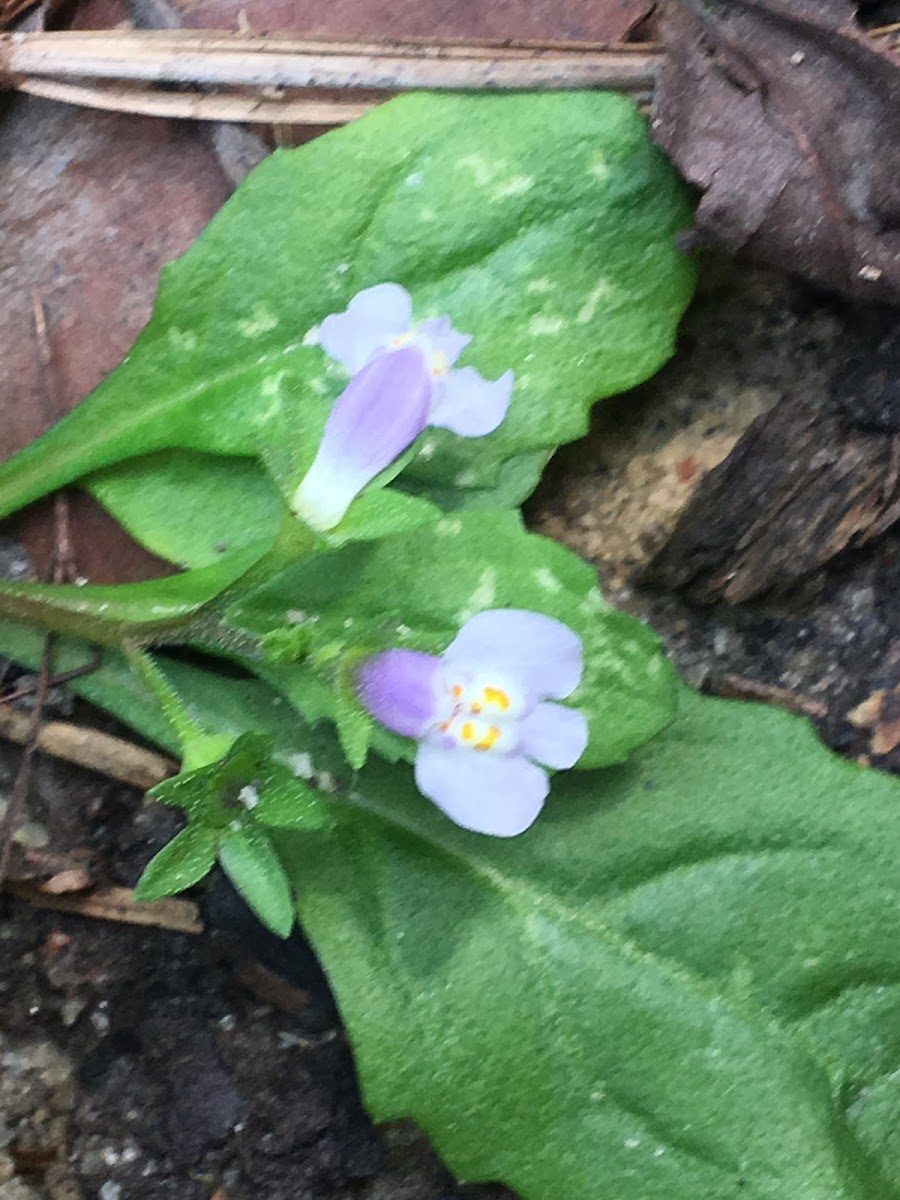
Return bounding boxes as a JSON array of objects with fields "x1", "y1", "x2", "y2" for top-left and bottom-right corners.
[
  {"x1": 0, "y1": 91, "x2": 695, "y2": 553},
  {"x1": 281, "y1": 688, "x2": 900, "y2": 1200},
  {"x1": 228, "y1": 509, "x2": 677, "y2": 769},
  {"x1": 2, "y1": 618, "x2": 899, "y2": 1195}
]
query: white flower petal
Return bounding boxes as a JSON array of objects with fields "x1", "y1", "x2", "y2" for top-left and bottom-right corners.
[
  {"x1": 318, "y1": 283, "x2": 413, "y2": 373},
  {"x1": 444, "y1": 609, "x2": 583, "y2": 702},
  {"x1": 429, "y1": 366, "x2": 514, "y2": 437},
  {"x1": 414, "y1": 743, "x2": 548, "y2": 836},
  {"x1": 517, "y1": 702, "x2": 589, "y2": 769}
]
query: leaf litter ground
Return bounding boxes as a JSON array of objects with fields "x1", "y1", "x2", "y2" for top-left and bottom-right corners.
[{"x1": 3, "y1": 2, "x2": 900, "y2": 1192}]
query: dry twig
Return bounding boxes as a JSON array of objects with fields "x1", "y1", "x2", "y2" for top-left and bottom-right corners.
[
  {"x1": 0, "y1": 30, "x2": 660, "y2": 122},
  {"x1": 716, "y1": 674, "x2": 828, "y2": 720},
  {"x1": 8, "y1": 881, "x2": 202, "y2": 933},
  {"x1": 0, "y1": 705, "x2": 175, "y2": 789},
  {"x1": 0, "y1": 637, "x2": 52, "y2": 885}
]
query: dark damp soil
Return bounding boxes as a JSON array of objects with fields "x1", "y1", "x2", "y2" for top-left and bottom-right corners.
[
  {"x1": 2, "y1": 259, "x2": 899, "y2": 1199},
  {"x1": 0, "y1": 734, "x2": 519, "y2": 1200}
]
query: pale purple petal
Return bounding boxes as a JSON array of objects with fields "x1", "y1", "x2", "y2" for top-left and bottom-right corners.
[
  {"x1": 356, "y1": 649, "x2": 440, "y2": 737},
  {"x1": 416, "y1": 317, "x2": 471, "y2": 367},
  {"x1": 517, "y1": 702, "x2": 589, "y2": 769},
  {"x1": 414, "y1": 743, "x2": 548, "y2": 836},
  {"x1": 444, "y1": 609, "x2": 583, "y2": 702},
  {"x1": 292, "y1": 347, "x2": 430, "y2": 530},
  {"x1": 317, "y1": 283, "x2": 413, "y2": 373},
  {"x1": 429, "y1": 367, "x2": 514, "y2": 437}
]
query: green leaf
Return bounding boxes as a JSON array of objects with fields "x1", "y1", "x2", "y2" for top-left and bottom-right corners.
[
  {"x1": 218, "y1": 822, "x2": 295, "y2": 938},
  {"x1": 6, "y1": 616, "x2": 898, "y2": 1193},
  {"x1": 279, "y1": 688, "x2": 900, "y2": 1200},
  {"x1": 0, "y1": 543, "x2": 265, "y2": 645},
  {"x1": 333, "y1": 681, "x2": 375, "y2": 770},
  {"x1": 252, "y1": 761, "x2": 336, "y2": 831},
  {"x1": 0, "y1": 91, "x2": 695, "y2": 548},
  {"x1": 229, "y1": 510, "x2": 676, "y2": 768},
  {"x1": 134, "y1": 824, "x2": 217, "y2": 900},
  {"x1": 149, "y1": 729, "x2": 270, "y2": 815},
  {"x1": 88, "y1": 451, "x2": 283, "y2": 568},
  {"x1": 87, "y1": 451, "x2": 443, "y2": 571}
]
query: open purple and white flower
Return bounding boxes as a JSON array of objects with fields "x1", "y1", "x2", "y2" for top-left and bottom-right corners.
[
  {"x1": 356, "y1": 609, "x2": 589, "y2": 836},
  {"x1": 292, "y1": 283, "x2": 514, "y2": 531}
]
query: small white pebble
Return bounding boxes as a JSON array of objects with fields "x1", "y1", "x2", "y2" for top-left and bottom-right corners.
[
  {"x1": 858, "y1": 265, "x2": 883, "y2": 282},
  {"x1": 625, "y1": 1137, "x2": 641, "y2": 1149},
  {"x1": 789, "y1": 50, "x2": 805, "y2": 64}
]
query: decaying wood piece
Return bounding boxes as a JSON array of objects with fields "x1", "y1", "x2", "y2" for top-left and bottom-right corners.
[
  {"x1": 643, "y1": 395, "x2": 900, "y2": 605},
  {"x1": 0, "y1": 30, "x2": 659, "y2": 122}
]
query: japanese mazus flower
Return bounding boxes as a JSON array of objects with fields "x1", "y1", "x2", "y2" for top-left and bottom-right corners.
[
  {"x1": 292, "y1": 283, "x2": 514, "y2": 530},
  {"x1": 356, "y1": 609, "x2": 589, "y2": 836}
]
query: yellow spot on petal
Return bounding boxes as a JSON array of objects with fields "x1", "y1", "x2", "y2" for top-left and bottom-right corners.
[
  {"x1": 474, "y1": 725, "x2": 502, "y2": 751},
  {"x1": 451, "y1": 684, "x2": 463, "y2": 698},
  {"x1": 483, "y1": 686, "x2": 511, "y2": 711},
  {"x1": 461, "y1": 722, "x2": 475, "y2": 742}
]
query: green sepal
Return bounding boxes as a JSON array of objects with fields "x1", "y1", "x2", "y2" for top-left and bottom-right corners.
[
  {"x1": 218, "y1": 822, "x2": 295, "y2": 938},
  {"x1": 133, "y1": 824, "x2": 217, "y2": 901}
]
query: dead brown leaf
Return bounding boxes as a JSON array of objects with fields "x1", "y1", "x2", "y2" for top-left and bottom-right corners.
[
  {"x1": 653, "y1": 0, "x2": 900, "y2": 302},
  {"x1": 174, "y1": 0, "x2": 655, "y2": 42},
  {"x1": 0, "y1": 0, "x2": 234, "y2": 581},
  {"x1": 848, "y1": 686, "x2": 900, "y2": 756}
]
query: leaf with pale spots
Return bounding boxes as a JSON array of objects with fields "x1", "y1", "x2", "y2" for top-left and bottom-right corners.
[
  {"x1": 278, "y1": 686, "x2": 900, "y2": 1200},
  {"x1": 13, "y1": 630, "x2": 900, "y2": 1200},
  {"x1": 0, "y1": 92, "x2": 695, "y2": 563},
  {"x1": 224, "y1": 509, "x2": 676, "y2": 769}
]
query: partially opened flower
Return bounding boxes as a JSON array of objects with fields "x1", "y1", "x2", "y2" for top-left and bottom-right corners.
[
  {"x1": 356, "y1": 609, "x2": 589, "y2": 836},
  {"x1": 293, "y1": 284, "x2": 514, "y2": 531},
  {"x1": 292, "y1": 346, "x2": 431, "y2": 532}
]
